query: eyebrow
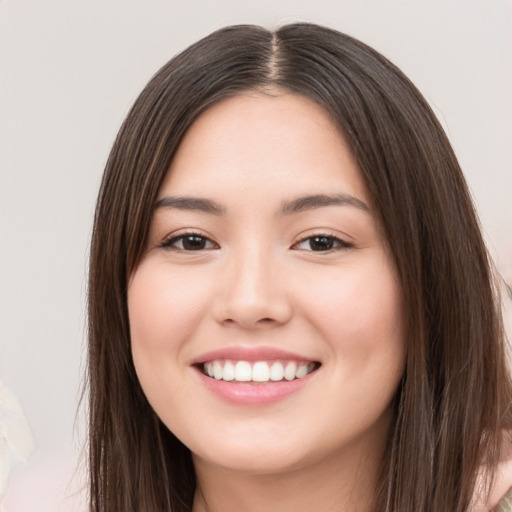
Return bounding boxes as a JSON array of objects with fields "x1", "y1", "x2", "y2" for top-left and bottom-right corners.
[
  {"x1": 154, "y1": 196, "x2": 226, "y2": 215},
  {"x1": 279, "y1": 194, "x2": 370, "y2": 215},
  {"x1": 154, "y1": 193, "x2": 370, "y2": 216}
]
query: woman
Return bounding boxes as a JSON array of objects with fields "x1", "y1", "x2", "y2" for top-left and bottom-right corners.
[{"x1": 87, "y1": 23, "x2": 512, "y2": 511}]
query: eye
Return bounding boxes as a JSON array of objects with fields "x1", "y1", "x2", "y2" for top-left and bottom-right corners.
[
  {"x1": 161, "y1": 233, "x2": 218, "y2": 251},
  {"x1": 293, "y1": 235, "x2": 352, "y2": 252}
]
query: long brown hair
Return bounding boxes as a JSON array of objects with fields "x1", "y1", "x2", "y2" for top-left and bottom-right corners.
[{"x1": 87, "y1": 23, "x2": 512, "y2": 511}]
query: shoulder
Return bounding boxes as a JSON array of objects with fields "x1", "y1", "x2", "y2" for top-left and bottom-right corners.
[
  {"x1": 490, "y1": 457, "x2": 512, "y2": 511},
  {"x1": 473, "y1": 440, "x2": 512, "y2": 511},
  {"x1": 493, "y1": 486, "x2": 512, "y2": 512}
]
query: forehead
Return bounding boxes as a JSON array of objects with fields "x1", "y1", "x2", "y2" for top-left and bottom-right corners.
[{"x1": 159, "y1": 91, "x2": 368, "y2": 205}]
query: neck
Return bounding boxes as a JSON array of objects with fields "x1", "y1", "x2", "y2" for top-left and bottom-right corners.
[{"x1": 191, "y1": 430, "x2": 388, "y2": 512}]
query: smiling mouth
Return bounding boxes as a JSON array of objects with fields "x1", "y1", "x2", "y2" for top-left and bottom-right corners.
[{"x1": 199, "y1": 360, "x2": 321, "y2": 383}]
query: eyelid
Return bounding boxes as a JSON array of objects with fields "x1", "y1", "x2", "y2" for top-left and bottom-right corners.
[
  {"x1": 160, "y1": 230, "x2": 219, "y2": 251},
  {"x1": 291, "y1": 231, "x2": 353, "y2": 251},
  {"x1": 157, "y1": 229, "x2": 352, "y2": 252}
]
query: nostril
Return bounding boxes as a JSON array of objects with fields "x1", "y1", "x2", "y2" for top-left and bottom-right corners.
[{"x1": 223, "y1": 317, "x2": 275, "y2": 327}]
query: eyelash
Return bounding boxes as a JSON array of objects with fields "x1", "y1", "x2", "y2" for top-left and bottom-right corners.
[
  {"x1": 292, "y1": 234, "x2": 353, "y2": 252},
  {"x1": 161, "y1": 232, "x2": 218, "y2": 251},
  {"x1": 161, "y1": 231, "x2": 353, "y2": 253}
]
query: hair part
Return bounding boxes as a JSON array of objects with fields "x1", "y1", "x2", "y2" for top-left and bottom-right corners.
[{"x1": 87, "y1": 23, "x2": 512, "y2": 512}]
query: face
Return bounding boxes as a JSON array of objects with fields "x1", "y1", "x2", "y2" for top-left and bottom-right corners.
[{"x1": 128, "y1": 91, "x2": 405, "y2": 476}]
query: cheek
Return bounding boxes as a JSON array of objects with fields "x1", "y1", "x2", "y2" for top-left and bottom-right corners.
[
  {"x1": 298, "y1": 257, "x2": 405, "y2": 373},
  {"x1": 127, "y1": 262, "x2": 213, "y2": 425},
  {"x1": 128, "y1": 261, "x2": 211, "y2": 354}
]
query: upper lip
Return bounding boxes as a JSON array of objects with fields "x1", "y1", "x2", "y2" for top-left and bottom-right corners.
[{"x1": 191, "y1": 346, "x2": 319, "y2": 365}]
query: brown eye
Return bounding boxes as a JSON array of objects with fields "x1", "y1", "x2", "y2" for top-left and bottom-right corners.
[
  {"x1": 162, "y1": 234, "x2": 217, "y2": 251},
  {"x1": 309, "y1": 236, "x2": 335, "y2": 251},
  {"x1": 293, "y1": 235, "x2": 352, "y2": 252}
]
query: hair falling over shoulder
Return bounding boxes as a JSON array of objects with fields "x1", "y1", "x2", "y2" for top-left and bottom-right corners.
[{"x1": 86, "y1": 23, "x2": 512, "y2": 512}]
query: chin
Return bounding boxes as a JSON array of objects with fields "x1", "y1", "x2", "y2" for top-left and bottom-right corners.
[{"x1": 193, "y1": 444, "x2": 313, "y2": 476}]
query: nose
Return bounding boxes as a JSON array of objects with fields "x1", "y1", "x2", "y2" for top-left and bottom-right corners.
[{"x1": 213, "y1": 247, "x2": 293, "y2": 329}]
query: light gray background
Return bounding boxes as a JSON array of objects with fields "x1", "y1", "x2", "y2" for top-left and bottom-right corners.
[{"x1": 1, "y1": 1, "x2": 511, "y2": 510}]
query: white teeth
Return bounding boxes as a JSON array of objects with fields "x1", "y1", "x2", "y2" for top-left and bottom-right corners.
[
  {"x1": 296, "y1": 363, "x2": 309, "y2": 379},
  {"x1": 284, "y1": 361, "x2": 297, "y2": 381},
  {"x1": 202, "y1": 360, "x2": 317, "y2": 382},
  {"x1": 252, "y1": 361, "x2": 270, "y2": 382},
  {"x1": 223, "y1": 361, "x2": 235, "y2": 381},
  {"x1": 234, "y1": 361, "x2": 252, "y2": 382},
  {"x1": 213, "y1": 361, "x2": 223, "y2": 380},
  {"x1": 270, "y1": 361, "x2": 284, "y2": 381}
]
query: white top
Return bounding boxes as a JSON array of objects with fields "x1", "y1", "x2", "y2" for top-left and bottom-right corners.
[{"x1": 496, "y1": 487, "x2": 512, "y2": 512}]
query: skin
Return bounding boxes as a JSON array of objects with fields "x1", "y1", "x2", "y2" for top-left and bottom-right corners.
[
  {"x1": 473, "y1": 445, "x2": 512, "y2": 510},
  {"x1": 128, "y1": 90, "x2": 406, "y2": 512}
]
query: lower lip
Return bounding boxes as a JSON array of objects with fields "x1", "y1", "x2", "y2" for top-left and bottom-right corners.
[{"x1": 194, "y1": 368, "x2": 316, "y2": 405}]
